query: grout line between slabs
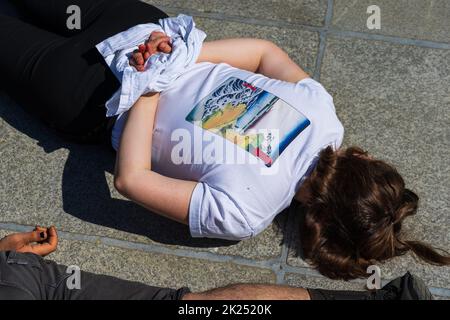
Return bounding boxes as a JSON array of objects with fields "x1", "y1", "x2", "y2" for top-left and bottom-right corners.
[
  {"x1": 0, "y1": 222, "x2": 278, "y2": 269},
  {"x1": 313, "y1": 0, "x2": 334, "y2": 80},
  {"x1": 1, "y1": 221, "x2": 449, "y2": 297},
  {"x1": 156, "y1": 4, "x2": 450, "y2": 50}
]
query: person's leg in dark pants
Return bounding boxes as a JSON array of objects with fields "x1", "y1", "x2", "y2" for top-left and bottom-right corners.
[
  {"x1": 0, "y1": 251, "x2": 189, "y2": 300},
  {"x1": 11, "y1": 0, "x2": 112, "y2": 37},
  {"x1": 11, "y1": 0, "x2": 168, "y2": 39},
  {"x1": 0, "y1": 14, "x2": 70, "y2": 124}
]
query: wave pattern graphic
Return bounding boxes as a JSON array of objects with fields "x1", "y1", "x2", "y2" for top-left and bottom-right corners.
[{"x1": 200, "y1": 78, "x2": 263, "y2": 121}]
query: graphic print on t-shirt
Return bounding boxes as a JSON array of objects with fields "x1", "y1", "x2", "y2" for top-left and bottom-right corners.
[{"x1": 186, "y1": 77, "x2": 310, "y2": 167}]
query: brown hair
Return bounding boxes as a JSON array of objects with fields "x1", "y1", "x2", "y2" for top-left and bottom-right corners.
[{"x1": 300, "y1": 146, "x2": 450, "y2": 280}]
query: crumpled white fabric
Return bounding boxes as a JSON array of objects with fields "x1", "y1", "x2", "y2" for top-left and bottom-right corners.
[{"x1": 96, "y1": 14, "x2": 207, "y2": 117}]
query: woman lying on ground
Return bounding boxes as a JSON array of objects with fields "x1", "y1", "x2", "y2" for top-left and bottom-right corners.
[{"x1": 1, "y1": 0, "x2": 448, "y2": 280}]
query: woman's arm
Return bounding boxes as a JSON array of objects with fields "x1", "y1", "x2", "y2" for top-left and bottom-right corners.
[
  {"x1": 196, "y1": 38, "x2": 310, "y2": 83},
  {"x1": 113, "y1": 93, "x2": 196, "y2": 225},
  {"x1": 129, "y1": 35, "x2": 308, "y2": 83}
]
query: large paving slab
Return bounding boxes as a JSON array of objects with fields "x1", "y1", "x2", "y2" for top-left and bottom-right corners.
[
  {"x1": 285, "y1": 273, "x2": 366, "y2": 291},
  {"x1": 332, "y1": 0, "x2": 450, "y2": 43},
  {"x1": 150, "y1": 0, "x2": 329, "y2": 27},
  {"x1": 319, "y1": 36, "x2": 450, "y2": 231},
  {"x1": 0, "y1": 230, "x2": 275, "y2": 292}
]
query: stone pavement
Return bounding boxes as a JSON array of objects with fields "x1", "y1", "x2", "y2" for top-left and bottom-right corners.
[{"x1": 0, "y1": 0, "x2": 449, "y2": 299}]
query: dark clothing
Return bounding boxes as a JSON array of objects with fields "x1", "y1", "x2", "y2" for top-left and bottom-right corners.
[
  {"x1": 0, "y1": 0, "x2": 168, "y2": 143},
  {"x1": 0, "y1": 251, "x2": 189, "y2": 300},
  {"x1": 307, "y1": 272, "x2": 433, "y2": 300}
]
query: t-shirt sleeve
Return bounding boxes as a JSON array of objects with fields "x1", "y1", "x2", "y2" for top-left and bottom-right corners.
[
  {"x1": 296, "y1": 78, "x2": 344, "y2": 149},
  {"x1": 189, "y1": 182, "x2": 253, "y2": 240}
]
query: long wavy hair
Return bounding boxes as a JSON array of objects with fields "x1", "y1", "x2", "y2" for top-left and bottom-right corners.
[{"x1": 300, "y1": 146, "x2": 450, "y2": 280}]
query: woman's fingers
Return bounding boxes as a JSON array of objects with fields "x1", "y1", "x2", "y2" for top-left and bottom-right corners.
[
  {"x1": 130, "y1": 33, "x2": 173, "y2": 72},
  {"x1": 130, "y1": 50, "x2": 145, "y2": 71},
  {"x1": 158, "y1": 41, "x2": 172, "y2": 54},
  {"x1": 146, "y1": 36, "x2": 172, "y2": 55},
  {"x1": 145, "y1": 42, "x2": 157, "y2": 56},
  {"x1": 149, "y1": 31, "x2": 166, "y2": 41},
  {"x1": 132, "y1": 50, "x2": 145, "y2": 65},
  {"x1": 130, "y1": 59, "x2": 145, "y2": 72}
]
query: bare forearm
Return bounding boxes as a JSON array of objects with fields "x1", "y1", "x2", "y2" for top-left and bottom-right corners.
[
  {"x1": 197, "y1": 38, "x2": 264, "y2": 73},
  {"x1": 115, "y1": 93, "x2": 158, "y2": 177},
  {"x1": 257, "y1": 44, "x2": 309, "y2": 83},
  {"x1": 114, "y1": 93, "x2": 195, "y2": 225},
  {"x1": 183, "y1": 284, "x2": 311, "y2": 300},
  {"x1": 197, "y1": 38, "x2": 309, "y2": 83}
]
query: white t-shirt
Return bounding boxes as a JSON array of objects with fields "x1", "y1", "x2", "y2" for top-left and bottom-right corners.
[{"x1": 112, "y1": 62, "x2": 344, "y2": 240}]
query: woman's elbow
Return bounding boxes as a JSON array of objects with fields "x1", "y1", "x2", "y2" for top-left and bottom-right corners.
[{"x1": 114, "y1": 174, "x2": 134, "y2": 196}]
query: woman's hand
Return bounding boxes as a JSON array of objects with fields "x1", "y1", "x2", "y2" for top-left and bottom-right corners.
[
  {"x1": 129, "y1": 31, "x2": 173, "y2": 71},
  {"x1": 0, "y1": 226, "x2": 58, "y2": 256}
]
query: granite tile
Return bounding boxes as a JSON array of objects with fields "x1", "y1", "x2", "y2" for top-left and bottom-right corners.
[
  {"x1": 149, "y1": 0, "x2": 329, "y2": 27},
  {"x1": 332, "y1": 0, "x2": 450, "y2": 43}
]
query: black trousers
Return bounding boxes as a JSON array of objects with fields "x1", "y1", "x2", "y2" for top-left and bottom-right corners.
[
  {"x1": 0, "y1": 251, "x2": 189, "y2": 300},
  {"x1": 0, "y1": 0, "x2": 168, "y2": 143}
]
